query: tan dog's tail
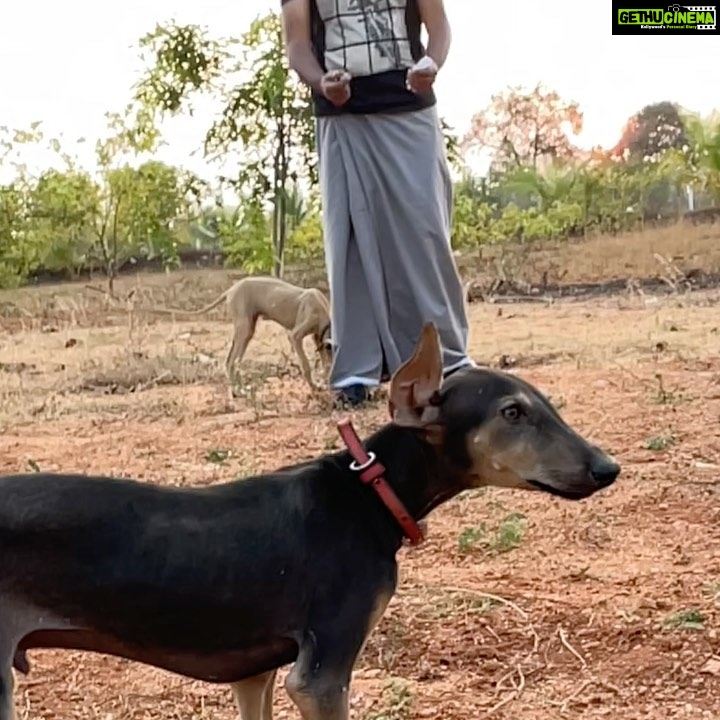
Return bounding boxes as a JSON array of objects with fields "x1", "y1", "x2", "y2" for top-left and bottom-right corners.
[{"x1": 149, "y1": 289, "x2": 230, "y2": 317}]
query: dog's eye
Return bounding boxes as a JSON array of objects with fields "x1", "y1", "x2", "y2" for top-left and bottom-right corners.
[{"x1": 501, "y1": 404, "x2": 523, "y2": 422}]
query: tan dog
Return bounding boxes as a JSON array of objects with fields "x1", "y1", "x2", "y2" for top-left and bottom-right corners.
[{"x1": 152, "y1": 276, "x2": 332, "y2": 393}]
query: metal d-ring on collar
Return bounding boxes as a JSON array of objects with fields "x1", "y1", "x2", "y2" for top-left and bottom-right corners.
[
  {"x1": 336, "y1": 420, "x2": 425, "y2": 545},
  {"x1": 349, "y1": 452, "x2": 376, "y2": 472}
]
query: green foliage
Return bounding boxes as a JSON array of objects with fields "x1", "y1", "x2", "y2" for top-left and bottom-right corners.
[
  {"x1": 2, "y1": 40, "x2": 720, "y2": 289},
  {"x1": 663, "y1": 609, "x2": 705, "y2": 631},
  {"x1": 135, "y1": 22, "x2": 228, "y2": 114},
  {"x1": 0, "y1": 117, "x2": 201, "y2": 289},
  {"x1": 457, "y1": 512, "x2": 527, "y2": 555},
  {"x1": 681, "y1": 112, "x2": 720, "y2": 200},
  {"x1": 644, "y1": 434, "x2": 675, "y2": 451},
  {"x1": 0, "y1": 182, "x2": 30, "y2": 285},
  {"x1": 450, "y1": 116, "x2": 720, "y2": 251},
  {"x1": 219, "y1": 201, "x2": 274, "y2": 274},
  {"x1": 133, "y1": 13, "x2": 464, "y2": 276},
  {"x1": 441, "y1": 118, "x2": 464, "y2": 173},
  {"x1": 286, "y1": 209, "x2": 324, "y2": 265},
  {"x1": 26, "y1": 168, "x2": 99, "y2": 275},
  {"x1": 365, "y1": 680, "x2": 413, "y2": 720},
  {"x1": 108, "y1": 161, "x2": 200, "y2": 266},
  {"x1": 89, "y1": 110, "x2": 201, "y2": 289},
  {"x1": 134, "y1": 12, "x2": 315, "y2": 277}
]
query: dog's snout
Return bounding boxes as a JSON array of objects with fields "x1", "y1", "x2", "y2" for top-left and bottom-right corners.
[{"x1": 589, "y1": 456, "x2": 620, "y2": 487}]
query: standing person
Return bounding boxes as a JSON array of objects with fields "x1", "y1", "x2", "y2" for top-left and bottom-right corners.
[{"x1": 281, "y1": 0, "x2": 473, "y2": 407}]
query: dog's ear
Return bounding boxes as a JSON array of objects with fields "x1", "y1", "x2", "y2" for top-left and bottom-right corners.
[{"x1": 389, "y1": 322, "x2": 443, "y2": 428}]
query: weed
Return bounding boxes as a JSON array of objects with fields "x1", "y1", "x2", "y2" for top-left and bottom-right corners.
[
  {"x1": 421, "y1": 588, "x2": 497, "y2": 619},
  {"x1": 663, "y1": 609, "x2": 705, "y2": 631},
  {"x1": 205, "y1": 448, "x2": 231, "y2": 464},
  {"x1": 458, "y1": 512, "x2": 527, "y2": 555},
  {"x1": 491, "y1": 512, "x2": 527, "y2": 553},
  {"x1": 365, "y1": 680, "x2": 413, "y2": 720},
  {"x1": 458, "y1": 524, "x2": 487, "y2": 553},
  {"x1": 644, "y1": 434, "x2": 676, "y2": 451},
  {"x1": 653, "y1": 373, "x2": 681, "y2": 405}
]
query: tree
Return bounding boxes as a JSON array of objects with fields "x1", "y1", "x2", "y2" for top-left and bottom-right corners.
[
  {"x1": 134, "y1": 13, "x2": 315, "y2": 277},
  {"x1": 463, "y1": 83, "x2": 583, "y2": 171},
  {"x1": 91, "y1": 112, "x2": 203, "y2": 292},
  {"x1": 681, "y1": 112, "x2": 720, "y2": 200},
  {"x1": 133, "y1": 13, "x2": 463, "y2": 274},
  {"x1": 441, "y1": 118, "x2": 464, "y2": 173},
  {"x1": 91, "y1": 162, "x2": 202, "y2": 292},
  {"x1": 612, "y1": 102, "x2": 688, "y2": 162},
  {"x1": 500, "y1": 162, "x2": 582, "y2": 212},
  {"x1": 0, "y1": 124, "x2": 45, "y2": 285},
  {"x1": 26, "y1": 168, "x2": 100, "y2": 276},
  {"x1": 217, "y1": 201, "x2": 274, "y2": 273},
  {"x1": 0, "y1": 183, "x2": 29, "y2": 286}
]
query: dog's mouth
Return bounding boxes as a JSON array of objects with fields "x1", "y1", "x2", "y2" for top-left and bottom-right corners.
[{"x1": 527, "y1": 479, "x2": 596, "y2": 501}]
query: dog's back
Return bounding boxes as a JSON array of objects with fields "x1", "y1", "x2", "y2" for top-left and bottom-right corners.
[
  {"x1": 228, "y1": 276, "x2": 328, "y2": 327},
  {"x1": 0, "y1": 472, "x2": 294, "y2": 653}
]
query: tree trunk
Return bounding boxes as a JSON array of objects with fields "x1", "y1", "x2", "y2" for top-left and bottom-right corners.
[
  {"x1": 271, "y1": 199, "x2": 281, "y2": 278},
  {"x1": 107, "y1": 261, "x2": 116, "y2": 297},
  {"x1": 276, "y1": 167, "x2": 288, "y2": 278},
  {"x1": 273, "y1": 121, "x2": 288, "y2": 278}
]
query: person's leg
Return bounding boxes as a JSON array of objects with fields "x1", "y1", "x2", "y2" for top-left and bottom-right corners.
[
  {"x1": 343, "y1": 107, "x2": 473, "y2": 378},
  {"x1": 316, "y1": 117, "x2": 384, "y2": 405}
]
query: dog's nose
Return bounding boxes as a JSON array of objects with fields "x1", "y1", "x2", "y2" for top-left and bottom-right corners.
[{"x1": 590, "y1": 457, "x2": 620, "y2": 487}]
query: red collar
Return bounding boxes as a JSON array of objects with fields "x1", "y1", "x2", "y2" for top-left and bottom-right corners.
[{"x1": 336, "y1": 419, "x2": 425, "y2": 546}]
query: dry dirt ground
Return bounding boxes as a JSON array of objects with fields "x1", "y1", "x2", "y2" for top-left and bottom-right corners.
[{"x1": 1, "y1": 258, "x2": 720, "y2": 718}]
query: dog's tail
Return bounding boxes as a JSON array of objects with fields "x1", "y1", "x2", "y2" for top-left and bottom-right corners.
[{"x1": 148, "y1": 289, "x2": 230, "y2": 317}]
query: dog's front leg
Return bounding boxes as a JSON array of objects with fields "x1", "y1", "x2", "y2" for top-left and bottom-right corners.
[
  {"x1": 290, "y1": 329, "x2": 317, "y2": 390},
  {"x1": 286, "y1": 649, "x2": 350, "y2": 720},
  {"x1": 285, "y1": 588, "x2": 393, "y2": 720},
  {"x1": 231, "y1": 669, "x2": 277, "y2": 720}
]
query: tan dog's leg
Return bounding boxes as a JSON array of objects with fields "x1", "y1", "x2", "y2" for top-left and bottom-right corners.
[
  {"x1": 225, "y1": 317, "x2": 257, "y2": 397},
  {"x1": 231, "y1": 669, "x2": 276, "y2": 720},
  {"x1": 288, "y1": 300, "x2": 319, "y2": 389},
  {"x1": 290, "y1": 322, "x2": 317, "y2": 389}
]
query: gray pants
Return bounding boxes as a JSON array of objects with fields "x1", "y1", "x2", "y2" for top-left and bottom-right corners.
[{"x1": 316, "y1": 105, "x2": 471, "y2": 390}]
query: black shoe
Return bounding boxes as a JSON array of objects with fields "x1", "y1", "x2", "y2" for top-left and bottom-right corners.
[{"x1": 334, "y1": 384, "x2": 371, "y2": 409}]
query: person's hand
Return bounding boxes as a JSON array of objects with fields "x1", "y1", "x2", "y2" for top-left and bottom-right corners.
[
  {"x1": 406, "y1": 56, "x2": 438, "y2": 94},
  {"x1": 320, "y1": 70, "x2": 352, "y2": 106}
]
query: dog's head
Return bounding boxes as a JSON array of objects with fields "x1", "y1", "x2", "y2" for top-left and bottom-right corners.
[
  {"x1": 314, "y1": 323, "x2": 333, "y2": 370},
  {"x1": 388, "y1": 323, "x2": 620, "y2": 501}
]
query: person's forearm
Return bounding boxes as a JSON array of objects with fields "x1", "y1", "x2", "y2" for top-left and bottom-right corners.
[
  {"x1": 425, "y1": 19, "x2": 451, "y2": 70},
  {"x1": 287, "y1": 41, "x2": 326, "y2": 93}
]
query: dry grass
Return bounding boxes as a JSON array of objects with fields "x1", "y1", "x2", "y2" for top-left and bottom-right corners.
[
  {"x1": 459, "y1": 220, "x2": 720, "y2": 286},
  {"x1": 1, "y1": 223, "x2": 720, "y2": 719},
  {"x1": 2, "y1": 221, "x2": 719, "y2": 329}
]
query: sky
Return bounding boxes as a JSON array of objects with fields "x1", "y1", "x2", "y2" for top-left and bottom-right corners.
[{"x1": 0, "y1": 0, "x2": 717, "y2": 183}]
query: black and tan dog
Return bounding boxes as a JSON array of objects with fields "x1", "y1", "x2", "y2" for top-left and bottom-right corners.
[{"x1": 0, "y1": 323, "x2": 619, "y2": 720}]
